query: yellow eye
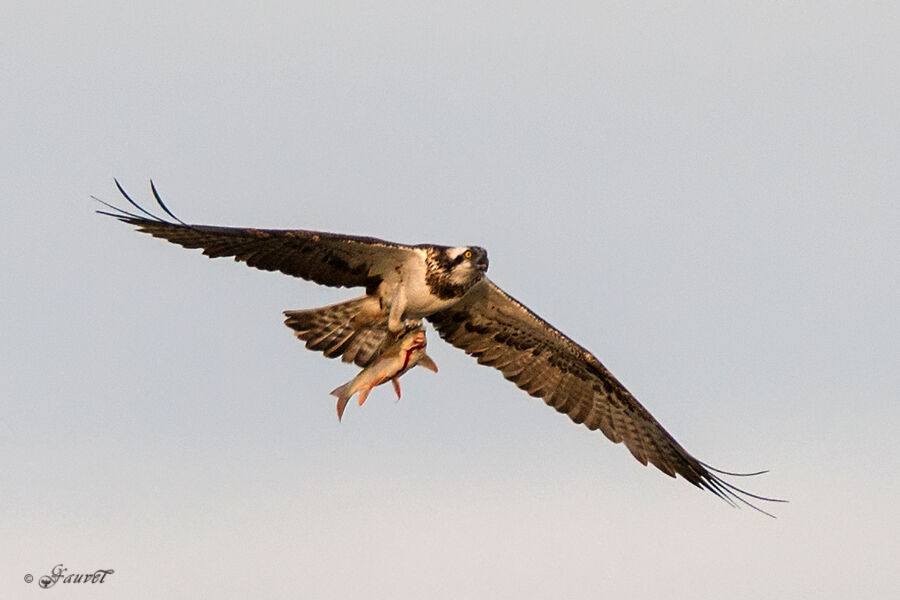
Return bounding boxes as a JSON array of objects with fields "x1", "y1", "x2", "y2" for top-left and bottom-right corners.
[{"x1": 464, "y1": 250, "x2": 472, "y2": 259}]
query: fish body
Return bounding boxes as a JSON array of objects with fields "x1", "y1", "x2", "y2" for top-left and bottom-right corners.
[{"x1": 330, "y1": 328, "x2": 438, "y2": 420}]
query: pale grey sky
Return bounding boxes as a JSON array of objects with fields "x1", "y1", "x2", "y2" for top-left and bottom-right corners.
[{"x1": 2, "y1": 2, "x2": 899, "y2": 598}]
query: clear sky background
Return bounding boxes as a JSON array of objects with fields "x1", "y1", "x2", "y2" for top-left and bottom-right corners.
[{"x1": 2, "y1": 2, "x2": 899, "y2": 598}]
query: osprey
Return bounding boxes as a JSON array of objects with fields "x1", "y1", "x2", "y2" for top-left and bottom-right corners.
[{"x1": 97, "y1": 181, "x2": 782, "y2": 515}]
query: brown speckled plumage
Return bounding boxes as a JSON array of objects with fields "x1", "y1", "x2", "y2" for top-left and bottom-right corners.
[{"x1": 97, "y1": 180, "x2": 782, "y2": 515}]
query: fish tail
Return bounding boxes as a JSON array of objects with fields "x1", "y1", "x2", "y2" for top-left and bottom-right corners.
[{"x1": 330, "y1": 381, "x2": 354, "y2": 421}]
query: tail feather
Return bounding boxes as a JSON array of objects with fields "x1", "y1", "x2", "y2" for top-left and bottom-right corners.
[
  {"x1": 339, "y1": 329, "x2": 386, "y2": 366},
  {"x1": 307, "y1": 321, "x2": 353, "y2": 353},
  {"x1": 319, "y1": 328, "x2": 357, "y2": 359},
  {"x1": 284, "y1": 296, "x2": 389, "y2": 367}
]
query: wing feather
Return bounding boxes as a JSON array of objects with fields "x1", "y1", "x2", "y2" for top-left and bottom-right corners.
[
  {"x1": 97, "y1": 181, "x2": 417, "y2": 291},
  {"x1": 428, "y1": 278, "x2": 782, "y2": 514}
]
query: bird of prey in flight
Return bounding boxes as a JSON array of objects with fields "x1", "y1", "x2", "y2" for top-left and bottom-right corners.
[{"x1": 97, "y1": 181, "x2": 782, "y2": 515}]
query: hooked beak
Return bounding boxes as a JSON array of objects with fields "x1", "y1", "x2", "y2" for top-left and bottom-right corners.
[{"x1": 473, "y1": 249, "x2": 489, "y2": 271}]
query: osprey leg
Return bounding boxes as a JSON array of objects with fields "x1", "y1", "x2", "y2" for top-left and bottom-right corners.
[{"x1": 387, "y1": 285, "x2": 408, "y2": 334}]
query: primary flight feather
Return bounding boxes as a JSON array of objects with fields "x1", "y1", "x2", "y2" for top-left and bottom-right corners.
[{"x1": 97, "y1": 181, "x2": 782, "y2": 515}]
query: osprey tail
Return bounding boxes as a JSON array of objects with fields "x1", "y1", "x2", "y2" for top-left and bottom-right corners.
[{"x1": 284, "y1": 296, "x2": 389, "y2": 367}]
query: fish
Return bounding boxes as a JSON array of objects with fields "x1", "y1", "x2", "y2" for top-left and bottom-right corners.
[{"x1": 330, "y1": 327, "x2": 438, "y2": 421}]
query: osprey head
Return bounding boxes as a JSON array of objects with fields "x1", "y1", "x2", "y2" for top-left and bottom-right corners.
[
  {"x1": 446, "y1": 245, "x2": 489, "y2": 280},
  {"x1": 424, "y1": 245, "x2": 489, "y2": 299}
]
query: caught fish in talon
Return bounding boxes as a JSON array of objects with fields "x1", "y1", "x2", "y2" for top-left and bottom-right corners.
[{"x1": 329, "y1": 326, "x2": 438, "y2": 421}]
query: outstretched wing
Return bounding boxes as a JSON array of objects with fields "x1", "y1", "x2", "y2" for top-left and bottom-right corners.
[
  {"x1": 428, "y1": 278, "x2": 782, "y2": 514},
  {"x1": 96, "y1": 181, "x2": 419, "y2": 292}
]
